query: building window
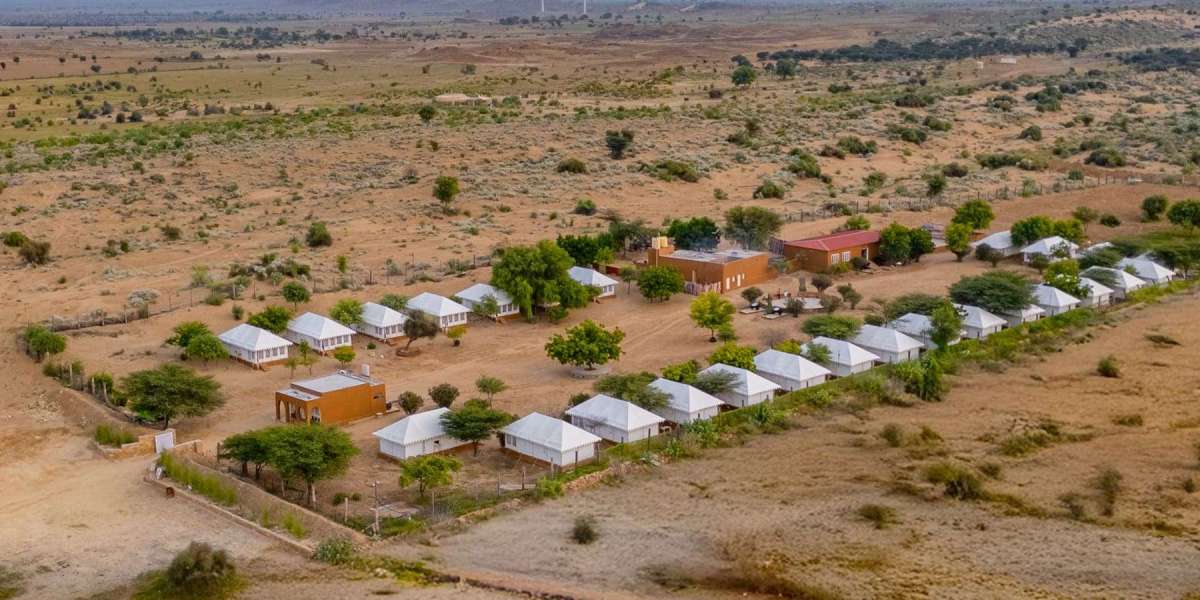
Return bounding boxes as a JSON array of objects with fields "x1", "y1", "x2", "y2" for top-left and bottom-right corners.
[
  {"x1": 830, "y1": 253, "x2": 840, "y2": 265},
  {"x1": 841, "y1": 251, "x2": 850, "y2": 262}
]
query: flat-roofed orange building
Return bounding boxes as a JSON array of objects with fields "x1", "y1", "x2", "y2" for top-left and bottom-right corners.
[
  {"x1": 275, "y1": 369, "x2": 387, "y2": 426},
  {"x1": 647, "y1": 238, "x2": 772, "y2": 294}
]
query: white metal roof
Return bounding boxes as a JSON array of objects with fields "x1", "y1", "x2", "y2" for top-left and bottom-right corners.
[
  {"x1": 698, "y1": 363, "x2": 781, "y2": 396},
  {"x1": 286, "y1": 312, "x2": 356, "y2": 340},
  {"x1": 1004, "y1": 304, "x2": 1047, "y2": 319},
  {"x1": 972, "y1": 230, "x2": 1013, "y2": 250},
  {"x1": 1033, "y1": 284, "x2": 1081, "y2": 308},
  {"x1": 361, "y1": 302, "x2": 408, "y2": 328},
  {"x1": 753, "y1": 349, "x2": 831, "y2": 381},
  {"x1": 887, "y1": 313, "x2": 933, "y2": 338},
  {"x1": 455, "y1": 282, "x2": 514, "y2": 305},
  {"x1": 1082, "y1": 267, "x2": 1147, "y2": 291},
  {"x1": 851, "y1": 324, "x2": 924, "y2": 354},
  {"x1": 565, "y1": 394, "x2": 665, "y2": 432},
  {"x1": 952, "y1": 304, "x2": 1007, "y2": 329},
  {"x1": 373, "y1": 408, "x2": 450, "y2": 445},
  {"x1": 1021, "y1": 236, "x2": 1079, "y2": 255},
  {"x1": 290, "y1": 371, "x2": 375, "y2": 394},
  {"x1": 1078, "y1": 277, "x2": 1114, "y2": 300},
  {"x1": 568, "y1": 266, "x2": 618, "y2": 288},
  {"x1": 648, "y1": 378, "x2": 724, "y2": 414},
  {"x1": 218, "y1": 323, "x2": 292, "y2": 351},
  {"x1": 1117, "y1": 258, "x2": 1174, "y2": 282},
  {"x1": 804, "y1": 336, "x2": 880, "y2": 366},
  {"x1": 407, "y1": 292, "x2": 470, "y2": 318},
  {"x1": 501, "y1": 412, "x2": 601, "y2": 452}
]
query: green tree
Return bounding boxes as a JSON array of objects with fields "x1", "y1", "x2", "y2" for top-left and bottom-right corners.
[
  {"x1": 802, "y1": 342, "x2": 832, "y2": 365},
  {"x1": 945, "y1": 222, "x2": 973, "y2": 262},
  {"x1": 281, "y1": 281, "x2": 310, "y2": 309},
  {"x1": 186, "y1": 333, "x2": 229, "y2": 364},
  {"x1": 637, "y1": 265, "x2": 685, "y2": 302},
  {"x1": 661, "y1": 359, "x2": 700, "y2": 383},
  {"x1": 1141, "y1": 195, "x2": 1169, "y2": 222},
  {"x1": 731, "y1": 65, "x2": 757, "y2": 87},
  {"x1": 397, "y1": 391, "x2": 424, "y2": 415},
  {"x1": 428, "y1": 383, "x2": 459, "y2": 409},
  {"x1": 836, "y1": 284, "x2": 863, "y2": 309},
  {"x1": 329, "y1": 298, "x2": 363, "y2": 326},
  {"x1": 398, "y1": 455, "x2": 461, "y2": 497},
  {"x1": 332, "y1": 346, "x2": 355, "y2": 367},
  {"x1": 948, "y1": 271, "x2": 1034, "y2": 314},
  {"x1": 884, "y1": 293, "x2": 946, "y2": 320},
  {"x1": 433, "y1": 175, "x2": 460, "y2": 212},
  {"x1": 975, "y1": 243, "x2": 1003, "y2": 267},
  {"x1": 545, "y1": 320, "x2": 625, "y2": 371},
  {"x1": 951, "y1": 200, "x2": 995, "y2": 231},
  {"x1": 440, "y1": 400, "x2": 514, "y2": 456},
  {"x1": 402, "y1": 312, "x2": 439, "y2": 350},
  {"x1": 123, "y1": 364, "x2": 224, "y2": 429},
  {"x1": 379, "y1": 294, "x2": 408, "y2": 311},
  {"x1": 690, "y1": 291, "x2": 735, "y2": 341},
  {"x1": 666, "y1": 217, "x2": 721, "y2": 251},
  {"x1": 723, "y1": 206, "x2": 783, "y2": 250},
  {"x1": 929, "y1": 302, "x2": 963, "y2": 350},
  {"x1": 247, "y1": 306, "x2": 292, "y2": 333},
  {"x1": 556, "y1": 233, "x2": 616, "y2": 266},
  {"x1": 470, "y1": 295, "x2": 501, "y2": 320},
  {"x1": 266, "y1": 424, "x2": 358, "y2": 506},
  {"x1": 417, "y1": 104, "x2": 436, "y2": 123},
  {"x1": 707, "y1": 342, "x2": 756, "y2": 370},
  {"x1": 1010, "y1": 216, "x2": 1057, "y2": 246},
  {"x1": 741, "y1": 286, "x2": 764, "y2": 306},
  {"x1": 878, "y1": 222, "x2": 914, "y2": 264},
  {"x1": 306, "y1": 222, "x2": 333, "y2": 247},
  {"x1": 1044, "y1": 259, "x2": 1087, "y2": 298},
  {"x1": 220, "y1": 428, "x2": 277, "y2": 479},
  {"x1": 1073, "y1": 206, "x2": 1099, "y2": 232},
  {"x1": 23, "y1": 324, "x2": 66, "y2": 361},
  {"x1": 594, "y1": 371, "x2": 670, "y2": 410},
  {"x1": 910, "y1": 227, "x2": 935, "y2": 262},
  {"x1": 168, "y1": 321, "x2": 212, "y2": 348},
  {"x1": 1167, "y1": 199, "x2": 1200, "y2": 229},
  {"x1": 475, "y1": 375, "x2": 507, "y2": 401},
  {"x1": 925, "y1": 173, "x2": 947, "y2": 197},
  {"x1": 841, "y1": 215, "x2": 871, "y2": 231},
  {"x1": 801, "y1": 314, "x2": 861, "y2": 339},
  {"x1": 605, "y1": 129, "x2": 634, "y2": 159},
  {"x1": 774, "y1": 58, "x2": 797, "y2": 79},
  {"x1": 491, "y1": 240, "x2": 590, "y2": 318}
]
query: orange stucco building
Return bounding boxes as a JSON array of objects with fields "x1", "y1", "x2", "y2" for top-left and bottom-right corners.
[
  {"x1": 646, "y1": 239, "x2": 773, "y2": 294},
  {"x1": 275, "y1": 370, "x2": 387, "y2": 426},
  {"x1": 778, "y1": 230, "x2": 881, "y2": 273}
]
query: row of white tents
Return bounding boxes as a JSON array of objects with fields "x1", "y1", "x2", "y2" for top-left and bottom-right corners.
[{"x1": 216, "y1": 267, "x2": 619, "y2": 367}]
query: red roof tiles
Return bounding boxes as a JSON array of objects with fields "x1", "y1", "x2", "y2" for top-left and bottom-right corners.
[{"x1": 785, "y1": 230, "x2": 881, "y2": 252}]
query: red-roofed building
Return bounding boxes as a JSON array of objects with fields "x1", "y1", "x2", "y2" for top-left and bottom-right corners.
[{"x1": 777, "y1": 230, "x2": 881, "y2": 272}]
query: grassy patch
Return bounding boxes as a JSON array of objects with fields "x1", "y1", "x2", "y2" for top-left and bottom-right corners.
[
  {"x1": 1111, "y1": 414, "x2": 1144, "y2": 427},
  {"x1": 281, "y1": 512, "x2": 308, "y2": 539},
  {"x1": 0, "y1": 565, "x2": 24, "y2": 600},
  {"x1": 158, "y1": 453, "x2": 237, "y2": 506},
  {"x1": 94, "y1": 423, "x2": 136, "y2": 447},
  {"x1": 856, "y1": 504, "x2": 899, "y2": 529},
  {"x1": 924, "y1": 462, "x2": 984, "y2": 500},
  {"x1": 997, "y1": 421, "x2": 1091, "y2": 457}
]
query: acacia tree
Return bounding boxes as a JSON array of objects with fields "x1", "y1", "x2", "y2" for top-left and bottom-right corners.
[
  {"x1": 948, "y1": 271, "x2": 1034, "y2": 314},
  {"x1": 168, "y1": 321, "x2": 211, "y2": 348},
  {"x1": 398, "y1": 455, "x2": 461, "y2": 497},
  {"x1": 266, "y1": 424, "x2": 358, "y2": 506},
  {"x1": 723, "y1": 206, "x2": 783, "y2": 250},
  {"x1": 220, "y1": 428, "x2": 277, "y2": 479},
  {"x1": 433, "y1": 175, "x2": 460, "y2": 212},
  {"x1": 474, "y1": 375, "x2": 507, "y2": 402},
  {"x1": 440, "y1": 400, "x2": 514, "y2": 455},
  {"x1": 402, "y1": 312, "x2": 439, "y2": 350},
  {"x1": 637, "y1": 265, "x2": 684, "y2": 302},
  {"x1": 281, "y1": 281, "x2": 310, "y2": 309},
  {"x1": 801, "y1": 315, "x2": 861, "y2": 339},
  {"x1": 397, "y1": 391, "x2": 424, "y2": 414},
  {"x1": 545, "y1": 320, "x2": 624, "y2": 371},
  {"x1": 690, "y1": 291, "x2": 735, "y2": 342},
  {"x1": 123, "y1": 364, "x2": 224, "y2": 429}
]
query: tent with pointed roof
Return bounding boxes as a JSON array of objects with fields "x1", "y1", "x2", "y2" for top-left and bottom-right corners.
[
  {"x1": 500, "y1": 412, "x2": 602, "y2": 467},
  {"x1": 1032, "y1": 284, "x2": 1080, "y2": 316},
  {"x1": 1020, "y1": 236, "x2": 1079, "y2": 263},
  {"x1": 850, "y1": 324, "x2": 923, "y2": 364},
  {"x1": 568, "y1": 266, "x2": 618, "y2": 298},
  {"x1": 1000, "y1": 304, "x2": 1046, "y2": 328},
  {"x1": 647, "y1": 378, "x2": 723, "y2": 424},
  {"x1": 373, "y1": 408, "x2": 469, "y2": 460},
  {"x1": 697, "y1": 363, "x2": 781, "y2": 408},
  {"x1": 219, "y1": 323, "x2": 292, "y2": 367},
  {"x1": 952, "y1": 304, "x2": 1006, "y2": 339},
  {"x1": 353, "y1": 302, "x2": 408, "y2": 342},
  {"x1": 1078, "y1": 277, "x2": 1114, "y2": 307},
  {"x1": 1081, "y1": 267, "x2": 1146, "y2": 300},
  {"x1": 753, "y1": 349, "x2": 831, "y2": 391},
  {"x1": 802, "y1": 336, "x2": 879, "y2": 377},
  {"x1": 1118, "y1": 257, "x2": 1175, "y2": 285},
  {"x1": 407, "y1": 292, "x2": 471, "y2": 329},
  {"x1": 565, "y1": 394, "x2": 665, "y2": 443},
  {"x1": 971, "y1": 230, "x2": 1019, "y2": 257},
  {"x1": 455, "y1": 283, "x2": 519, "y2": 318},
  {"x1": 887, "y1": 312, "x2": 960, "y2": 350},
  {"x1": 284, "y1": 312, "x2": 355, "y2": 353}
]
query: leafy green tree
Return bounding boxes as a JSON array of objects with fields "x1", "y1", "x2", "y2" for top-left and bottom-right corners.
[
  {"x1": 661, "y1": 359, "x2": 700, "y2": 383},
  {"x1": 811, "y1": 274, "x2": 833, "y2": 293},
  {"x1": 23, "y1": 324, "x2": 66, "y2": 361},
  {"x1": 1054, "y1": 218, "x2": 1085, "y2": 244},
  {"x1": 1010, "y1": 216, "x2": 1057, "y2": 246},
  {"x1": 929, "y1": 302, "x2": 963, "y2": 350},
  {"x1": 666, "y1": 217, "x2": 721, "y2": 251},
  {"x1": 1141, "y1": 195, "x2": 1169, "y2": 221},
  {"x1": 945, "y1": 222, "x2": 973, "y2": 262},
  {"x1": 545, "y1": 320, "x2": 624, "y2": 371},
  {"x1": 332, "y1": 346, "x2": 355, "y2": 367},
  {"x1": 707, "y1": 342, "x2": 756, "y2": 370},
  {"x1": 397, "y1": 391, "x2": 424, "y2": 415},
  {"x1": 801, "y1": 314, "x2": 861, "y2": 339},
  {"x1": 723, "y1": 206, "x2": 783, "y2": 250},
  {"x1": 774, "y1": 58, "x2": 797, "y2": 79},
  {"x1": 221, "y1": 428, "x2": 277, "y2": 479},
  {"x1": 841, "y1": 215, "x2": 870, "y2": 231},
  {"x1": 440, "y1": 400, "x2": 514, "y2": 455},
  {"x1": 402, "y1": 312, "x2": 439, "y2": 350},
  {"x1": 433, "y1": 175, "x2": 460, "y2": 211},
  {"x1": 470, "y1": 295, "x2": 501, "y2": 320},
  {"x1": 379, "y1": 294, "x2": 408, "y2": 311},
  {"x1": 884, "y1": 293, "x2": 945, "y2": 320},
  {"x1": 266, "y1": 424, "x2": 358, "y2": 506},
  {"x1": 690, "y1": 291, "x2": 735, "y2": 341},
  {"x1": 124, "y1": 364, "x2": 224, "y2": 429},
  {"x1": 836, "y1": 284, "x2": 863, "y2": 309},
  {"x1": 186, "y1": 333, "x2": 229, "y2": 364},
  {"x1": 594, "y1": 371, "x2": 670, "y2": 410},
  {"x1": 491, "y1": 240, "x2": 590, "y2": 318},
  {"x1": 802, "y1": 342, "x2": 832, "y2": 365},
  {"x1": 948, "y1": 271, "x2": 1034, "y2": 314},
  {"x1": 398, "y1": 455, "x2": 461, "y2": 497},
  {"x1": 168, "y1": 321, "x2": 212, "y2": 348},
  {"x1": 740, "y1": 286, "x2": 764, "y2": 306},
  {"x1": 637, "y1": 265, "x2": 685, "y2": 302},
  {"x1": 951, "y1": 200, "x2": 995, "y2": 230},
  {"x1": 1044, "y1": 259, "x2": 1087, "y2": 298},
  {"x1": 605, "y1": 129, "x2": 634, "y2": 159},
  {"x1": 417, "y1": 104, "x2": 436, "y2": 123},
  {"x1": 692, "y1": 368, "x2": 738, "y2": 395},
  {"x1": 281, "y1": 281, "x2": 310, "y2": 309},
  {"x1": 1167, "y1": 199, "x2": 1200, "y2": 229},
  {"x1": 1073, "y1": 206, "x2": 1099, "y2": 232},
  {"x1": 428, "y1": 383, "x2": 459, "y2": 409},
  {"x1": 878, "y1": 222, "x2": 914, "y2": 264},
  {"x1": 925, "y1": 173, "x2": 947, "y2": 197},
  {"x1": 306, "y1": 222, "x2": 333, "y2": 247},
  {"x1": 329, "y1": 298, "x2": 363, "y2": 326},
  {"x1": 975, "y1": 243, "x2": 1003, "y2": 267},
  {"x1": 247, "y1": 306, "x2": 292, "y2": 333},
  {"x1": 556, "y1": 233, "x2": 616, "y2": 266},
  {"x1": 731, "y1": 65, "x2": 757, "y2": 87},
  {"x1": 475, "y1": 375, "x2": 507, "y2": 401}
]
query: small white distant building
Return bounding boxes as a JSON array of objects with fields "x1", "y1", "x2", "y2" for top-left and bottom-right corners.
[
  {"x1": 753, "y1": 349, "x2": 831, "y2": 391},
  {"x1": 407, "y1": 292, "x2": 471, "y2": 329},
  {"x1": 851, "y1": 324, "x2": 923, "y2": 364},
  {"x1": 953, "y1": 303, "x2": 1006, "y2": 339},
  {"x1": 887, "y1": 312, "x2": 959, "y2": 350},
  {"x1": 1078, "y1": 277, "x2": 1114, "y2": 307},
  {"x1": 455, "y1": 283, "x2": 520, "y2": 319},
  {"x1": 500, "y1": 412, "x2": 602, "y2": 468},
  {"x1": 1117, "y1": 258, "x2": 1175, "y2": 285},
  {"x1": 219, "y1": 323, "x2": 292, "y2": 367},
  {"x1": 353, "y1": 302, "x2": 408, "y2": 342},
  {"x1": 972, "y1": 230, "x2": 1019, "y2": 257},
  {"x1": 565, "y1": 394, "x2": 665, "y2": 444},
  {"x1": 373, "y1": 408, "x2": 469, "y2": 460},
  {"x1": 568, "y1": 266, "x2": 618, "y2": 299},
  {"x1": 1082, "y1": 267, "x2": 1146, "y2": 300},
  {"x1": 1033, "y1": 284, "x2": 1081, "y2": 316},
  {"x1": 698, "y1": 363, "x2": 781, "y2": 408},
  {"x1": 284, "y1": 312, "x2": 355, "y2": 353},
  {"x1": 1000, "y1": 304, "x2": 1046, "y2": 328},
  {"x1": 647, "y1": 378, "x2": 723, "y2": 424},
  {"x1": 803, "y1": 336, "x2": 879, "y2": 377},
  {"x1": 1021, "y1": 236, "x2": 1079, "y2": 263}
]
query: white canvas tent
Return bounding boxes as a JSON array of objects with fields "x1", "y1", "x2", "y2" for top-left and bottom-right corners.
[
  {"x1": 1032, "y1": 284, "x2": 1080, "y2": 316},
  {"x1": 971, "y1": 230, "x2": 1019, "y2": 257},
  {"x1": 284, "y1": 312, "x2": 355, "y2": 353},
  {"x1": 753, "y1": 349, "x2": 831, "y2": 391},
  {"x1": 568, "y1": 266, "x2": 618, "y2": 298},
  {"x1": 850, "y1": 324, "x2": 923, "y2": 364},
  {"x1": 373, "y1": 408, "x2": 469, "y2": 460},
  {"x1": 455, "y1": 283, "x2": 519, "y2": 318},
  {"x1": 698, "y1": 364, "x2": 781, "y2": 407},
  {"x1": 1000, "y1": 304, "x2": 1046, "y2": 328},
  {"x1": 1082, "y1": 267, "x2": 1146, "y2": 300},
  {"x1": 953, "y1": 304, "x2": 1006, "y2": 339},
  {"x1": 1117, "y1": 258, "x2": 1175, "y2": 285},
  {"x1": 565, "y1": 394, "x2": 665, "y2": 443},
  {"x1": 647, "y1": 378, "x2": 723, "y2": 424},
  {"x1": 803, "y1": 337, "x2": 878, "y2": 377},
  {"x1": 500, "y1": 412, "x2": 601, "y2": 467},
  {"x1": 407, "y1": 292, "x2": 471, "y2": 329},
  {"x1": 219, "y1": 323, "x2": 292, "y2": 367},
  {"x1": 353, "y1": 302, "x2": 408, "y2": 342},
  {"x1": 887, "y1": 312, "x2": 959, "y2": 350},
  {"x1": 1078, "y1": 277, "x2": 1114, "y2": 307},
  {"x1": 1020, "y1": 236, "x2": 1079, "y2": 263}
]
